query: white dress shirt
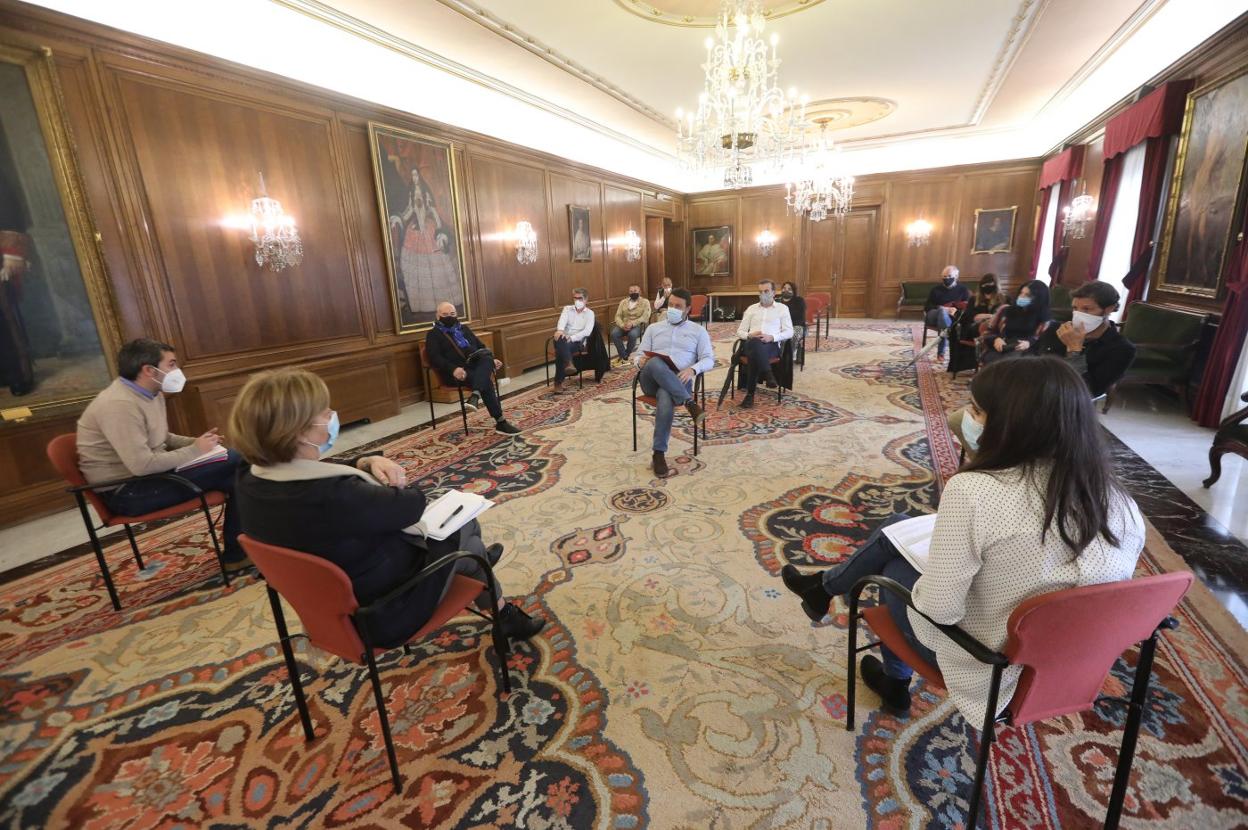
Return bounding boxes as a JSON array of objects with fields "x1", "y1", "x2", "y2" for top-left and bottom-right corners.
[
  {"x1": 910, "y1": 465, "x2": 1144, "y2": 727},
  {"x1": 556, "y1": 305, "x2": 595, "y2": 342},
  {"x1": 736, "y1": 301, "x2": 793, "y2": 342}
]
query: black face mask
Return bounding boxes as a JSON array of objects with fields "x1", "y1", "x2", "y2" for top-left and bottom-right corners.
[
  {"x1": 780, "y1": 290, "x2": 793, "y2": 300},
  {"x1": 629, "y1": 292, "x2": 639, "y2": 300},
  {"x1": 942, "y1": 277, "x2": 955, "y2": 286},
  {"x1": 981, "y1": 284, "x2": 997, "y2": 294},
  {"x1": 439, "y1": 315, "x2": 458, "y2": 327}
]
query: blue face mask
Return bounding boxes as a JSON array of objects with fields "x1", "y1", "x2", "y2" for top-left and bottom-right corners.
[
  {"x1": 962, "y1": 409, "x2": 985, "y2": 452},
  {"x1": 666, "y1": 307, "x2": 686, "y2": 325},
  {"x1": 1016, "y1": 296, "x2": 1033, "y2": 308},
  {"x1": 308, "y1": 410, "x2": 339, "y2": 455}
]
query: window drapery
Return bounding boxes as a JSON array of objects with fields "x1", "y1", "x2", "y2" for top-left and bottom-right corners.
[{"x1": 1092, "y1": 143, "x2": 1147, "y2": 320}]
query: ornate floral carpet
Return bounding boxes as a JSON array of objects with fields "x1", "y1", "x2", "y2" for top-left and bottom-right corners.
[{"x1": 1, "y1": 322, "x2": 1245, "y2": 829}]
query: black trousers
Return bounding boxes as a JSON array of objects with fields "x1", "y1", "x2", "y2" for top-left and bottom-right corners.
[
  {"x1": 741, "y1": 339, "x2": 781, "y2": 395},
  {"x1": 448, "y1": 360, "x2": 502, "y2": 420}
]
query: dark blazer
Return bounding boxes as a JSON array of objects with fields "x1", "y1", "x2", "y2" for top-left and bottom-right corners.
[
  {"x1": 1037, "y1": 321, "x2": 1137, "y2": 397},
  {"x1": 425, "y1": 323, "x2": 487, "y2": 386},
  {"x1": 236, "y1": 470, "x2": 456, "y2": 648}
]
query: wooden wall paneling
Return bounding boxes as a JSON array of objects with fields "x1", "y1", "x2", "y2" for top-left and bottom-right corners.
[
  {"x1": 546, "y1": 172, "x2": 605, "y2": 308},
  {"x1": 686, "y1": 196, "x2": 737, "y2": 291},
  {"x1": 662, "y1": 220, "x2": 684, "y2": 292},
  {"x1": 806, "y1": 216, "x2": 838, "y2": 307},
  {"x1": 644, "y1": 215, "x2": 664, "y2": 290},
  {"x1": 0, "y1": 413, "x2": 80, "y2": 525},
  {"x1": 738, "y1": 191, "x2": 800, "y2": 288},
  {"x1": 956, "y1": 166, "x2": 1041, "y2": 293},
  {"x1": 840, "y1": 208, "x2": 879, "y2": 317},
  {"x1": 341, "y1": 120, "x2": 396, "y2": 338},
  {"x1": 879, "y1": 176, "x2": 960, "y2": 315},
  {"x1": 604, "y1": 184, "x2": 644, "y2": 300}
]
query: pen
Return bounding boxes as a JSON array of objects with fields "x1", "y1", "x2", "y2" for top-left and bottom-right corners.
[{"x1": 438, "y1": 504, "x2": 465, "y2": 530}]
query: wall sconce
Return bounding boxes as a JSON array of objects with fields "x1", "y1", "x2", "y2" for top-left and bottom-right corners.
[
  {"x1": 622, "y1": 227, "x2": 642, "y2": 262},
  {"x1": 514, "y1": 221, "x2": 538, "y2": 265},
  {"x1": 1062, "y1": 182, "x2": 1096, "y2": 241},
  {"x1": 229, "y1": 172, "x2": 303, "y2": 272},
  {"x1": 905, "y1": 219, "x2": 933, "y2": 248},
  {"x1": 757, "y1": 228, "x2": 777, "y2": 257}
]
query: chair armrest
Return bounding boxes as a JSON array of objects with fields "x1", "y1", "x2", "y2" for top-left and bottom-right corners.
[
  {"x1": 69, "y1": 471, "x2": 205, "y2": 497},
  {"x1": 851, "y1": 575, "x2": 1009, "y2": 667},
  {"x1": 1130, "y1": 339, "x2": 1201, "y2": 353},
  {"x1": 356, "y1": 550, "x2": 492, "y2": 619}
]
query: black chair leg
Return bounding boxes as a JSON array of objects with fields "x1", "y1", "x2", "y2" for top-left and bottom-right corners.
[
  {"x1": 1202, "y1": 446, "x2": 1224, "y2": 488},
  {"x1": 268, "y1": 586, "x2": 315, "y2": 742},
  {"x1": 457, "y1": 386, "x2": 469, "y2": 436},
  {"x1": 424, "y1": 368, "x2": 436, "y2": 431},
  {"x1": 363, "y1": 645, "x2": 403, "y2": 793},
  {"x1": 124, "y1": 524, "x2": 145, "y2": 571},
  {"x1": 1105, "y1": 635, "x2": 1161, "y2": 830},
  {"x1": 78, "y1": 493, "x2": 121, "y2": 612},
  {"x1": 480, "y1": 572, "x2": 513, "y2": 695},
  {"x1": 846, "y1": 593, "x2": 860, "y2": 732},
  {"x1": 201, "y1": 497, "x2": 230, "y2": 588},
  {"x1": 964, "y1": 666, "x2": 1004, "y2": 829}
]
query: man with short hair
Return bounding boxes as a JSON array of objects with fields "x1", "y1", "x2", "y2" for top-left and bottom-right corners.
[
  {"x1": 425, "y1": 302, "x2": 520, "y2": 435},
  {"x1": 76, "y1": 338, "x2": 249, "y2": 569},
  {"x1": 734, "y1": 279, "x2": 793, "y2": 408},
  {"x1": 610, "y1": 284, "x2": 651, "y2": 364},
  {"x1": 924, "y1": 266, "x2": 971, "y2": 362},
  {"x1": 634, "y1": 289, "x2": 713, "y2": 476},
  {"x1": 1037, "y1": 281, "x2": 1136, "y2": 398},
  {"x1": 552, "y1": 287, "x2": 595, "y2": 391}
]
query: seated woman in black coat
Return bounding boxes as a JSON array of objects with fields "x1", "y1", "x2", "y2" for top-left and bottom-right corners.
[
  {"x1": 779, "y1": 280, "x2": 807, "y2": 339},
  {"x1": 978, "y1": 279, "x2": 1051, "y2": 367},
  {"x1": 229, "y1": 367, "x2": 544, "y2": 648}
]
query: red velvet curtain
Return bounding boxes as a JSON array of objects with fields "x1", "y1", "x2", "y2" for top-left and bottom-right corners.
[
  {"x1": 1122, "y1": 136, "x2": 1171, "y2": 307},
  {"x1": 1192, "y1": 204, "x2": 1248, "y2": 427},
  {"x1": 1086, "y1": 153, "x2": 1124, "y2": 281},
  {"x1": 1029, "y1": 186, "x2": 1053, "y2": 279},
  {"x1": 1051, "y1": 178, "x2": 1071, "y2": 284}
]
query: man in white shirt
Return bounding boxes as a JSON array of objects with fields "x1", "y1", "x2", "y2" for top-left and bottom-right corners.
[
  {"x1": 553, "y1": 287, "x2": 595, "y2": 391},
  {"x1": 734, "y1": 279, "x2": 793, "y2": 408}
]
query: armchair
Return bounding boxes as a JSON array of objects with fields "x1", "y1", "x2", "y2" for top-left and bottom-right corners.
[
  {"x1": 1203, "y1": 391, "x2": 1248, "y2": 488},
  {"x1": 1103, "y1": 303, "x2": 1208, "y2": 413}
]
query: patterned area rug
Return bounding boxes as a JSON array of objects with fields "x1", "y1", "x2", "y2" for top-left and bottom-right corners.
[{"x1": 1, "y1": 322, "x2": 1245, "y2": 829}]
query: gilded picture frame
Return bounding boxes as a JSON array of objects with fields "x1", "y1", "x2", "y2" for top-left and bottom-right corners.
[
  {"x1": 692, "y1": 225, "x2": 732, "y2": 277},
  {"x1": 971, "y1": 206, "x2": 1017, "y2": 254},
  {"x1": 1156, "y1": 68, "x2": 1248, "y2": 300},
  {"x1": 367, "y1": 122, "x2": 471, "y2": 335},
  {"x1": 568, "y1": 204, "x2": 592, "y2": 262},
  {"x1": 0, "y1": 40, "x2": 120, "y2": 422}
]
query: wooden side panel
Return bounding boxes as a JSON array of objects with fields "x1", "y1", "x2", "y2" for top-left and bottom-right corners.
[
  {"x1": 467, "y1": 154, "x2": 553, "y2": 319},
  {"x1": 547, "y1": 173, "x2": 605, "y2": 307},
  {"x1": 738, "y1": 192, "x2": 800, "y2": 289},
  {"x1": 603, "y1": 184, "x2": 644, "y2": 301}
]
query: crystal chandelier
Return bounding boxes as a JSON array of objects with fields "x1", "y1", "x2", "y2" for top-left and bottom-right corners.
[
  {"x1": 756, "y1": 228, "x2": 777, "y2": 256},
  {"x1": 1062, "y1": 183, "x2": 1095, "y2": 240},
  {"x1": 246, "y1": 172, "x2": 302, "y2": 272},
  {"x1": 514, "y1": 221, "x2": 538, "y2": 265},
  {"x1": 905, "y1": 219, "x2": 933, "y2": 247},
  {"x1": 622, "y1": 228, "x2": 642, "y2": 262},
  {"x1": 676, "y1": 0, "x2": 808, "y2": 189},
  {"x1": 785, "y1": 121, "x2": 855, "y2": 222}
]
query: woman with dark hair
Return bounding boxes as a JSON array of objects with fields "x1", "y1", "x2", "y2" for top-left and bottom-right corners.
[
  {"x1": 781, "y1": 357, "x2": 1144, "y2": 722},
  {"x1": 948, "y1": 274, "x2": 1008, "y2": 374},
  {"x1": 978, "y1": 279, "x2": 1050, "y2": 366},
  {"x1": 778, "y1": 280, "x2": 807, "y2": 342}
]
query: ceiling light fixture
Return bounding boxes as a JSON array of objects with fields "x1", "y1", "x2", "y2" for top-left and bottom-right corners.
[
  {"x1": 675, "y1": 0, "x2": 808, "y2": 189},
  {"x1": 785, "y1": 119, "x2": 855, "y2": 222}
]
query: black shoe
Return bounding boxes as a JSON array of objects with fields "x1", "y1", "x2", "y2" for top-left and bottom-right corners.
[
  {"x1": 780, "y1": 564, "x2": 831, "y2": 619},
  {"x1": 740, "y1": 394, "x2": 755, "y2": 409},
  {"x1": 495, "y1": 419, "x2": 520, "y2": 435},
  {"x1": 498, "y1": 603, "x2": 546, "y2": 641},
  {"x1": 652, "y1": 451, "x2": 669, "y2": 476},
  {"x1": 484, "y1": 542, "x2": 503, "y2": 564},
  {"x1": 861, "y1": 655, "x2": 912, "y2": 715},
  {"x1": 464, "y1": 393, "x2": 481, "y2": 411},
  {"x1": 764, "y1": 379, "x2": 778, "y2": 389}
]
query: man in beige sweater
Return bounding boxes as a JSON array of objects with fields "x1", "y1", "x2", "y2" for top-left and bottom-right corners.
[
  {"x1": 77, "y1": 338, "x2": 248, "y2": 569},
  {"x1": 610, "y1": 284, "x2": 651, "y2": 365}
]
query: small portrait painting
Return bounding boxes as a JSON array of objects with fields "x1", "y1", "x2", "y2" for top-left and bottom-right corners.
[
  {"x1": 971, "y1": 207, "x2": 1017, "y2": 254},
  {"x1": 568, "y1": 205, "x2": 591, "y2": 262},
  {"x1": 692, "y1": 225, "x2": 732, "y2": 277}
]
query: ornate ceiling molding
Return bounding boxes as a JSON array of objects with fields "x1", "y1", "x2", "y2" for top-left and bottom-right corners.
[
  {"x1": 611, "y1": 0, "x2": 827, "y2": 28},
  {"x1": 803, "y1": 97, "x2": 896, "y2": 131},
  {"x1": 968, "y1": 0, "x2": 1049, "y2": 125}
]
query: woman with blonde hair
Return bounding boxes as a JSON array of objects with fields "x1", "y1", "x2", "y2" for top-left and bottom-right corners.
[{"x1": 229, "y1": 368, "x2": 544, "y2": 647}]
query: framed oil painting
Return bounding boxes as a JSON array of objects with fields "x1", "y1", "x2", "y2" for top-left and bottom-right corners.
[
  {"x1": 568, "y1": 205, "x2": 591, "y2": 262},
  {"x1": 971, "y1": 206, "x2": 1016, "y2": 254},
  {"x1": 1157, "y1": 68, "x2": 1248, "y2": 299},
  {"x1": 368, "y1": 123, "x2": 469, "y2": 334},
  {"x1": 0, "y1": 41, "x2": 119, "y2": 420},
  {"x1": 692, "y1": 225, "x2": 732, "y2": 277}
]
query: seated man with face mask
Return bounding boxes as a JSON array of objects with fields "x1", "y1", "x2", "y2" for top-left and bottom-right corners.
[
  {"x1": 76, "y1": 338, "x2": 250, "y2": 569},
  {"x1": 633, "y1": 288, "x2": 713, "y2": 476},
  {"x1": 425, "y1": 302, "x2": 521, "y2": 435},
  {"x1": 1036, "y1": 281, "x2": 1136, "y2": 398},
  {"x1": 734, "y1": 280, "x2": 793, "y2": 408},
  {"x1": 552, "y1": 287, "x2": 595, "y2": 391}
]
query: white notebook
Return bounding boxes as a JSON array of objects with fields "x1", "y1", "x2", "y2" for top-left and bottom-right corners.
[
  {"x1": 405, "y1": 490, "x2": 493, "y2": 541},
  {"x1": 881, "y1": 513, "x2": 938, "y2": 573},
  {"x1": 175, "y1": 445, "x2": 228, "y2": 472}
]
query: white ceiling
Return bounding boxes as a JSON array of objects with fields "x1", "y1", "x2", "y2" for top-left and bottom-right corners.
[{"x1": 28, "y1": 0, "x2": 1248, "y2": 190}]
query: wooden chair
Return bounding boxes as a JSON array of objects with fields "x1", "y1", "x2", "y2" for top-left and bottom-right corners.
[
  {"x1": 631, "y1": 370, "x2": 707, "y2": 456},
  {"x1": 1203, "y1": 391, "x2": 1248, "y2": 488},
  {"x1": 419, "y1": 340, "x2": 500, "y2": 437},
  {"x1": 45, "y1": 433, "x2": 231, "y2": 612},
  {"x1": 846, "y1": 571, "x2": 1192, "y2": 830},
  {"x1": 240, "y1": 535, "x2": 512, "y2": 793}
]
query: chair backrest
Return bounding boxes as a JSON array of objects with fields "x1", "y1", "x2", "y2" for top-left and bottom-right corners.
[
  {"x1": 805, "y1": 295, "x2": 826, "y2": 322},
  {"x1": 46, "y1": 433, "x2": 116, "y2": 522},
  {"x1": 690, "y1": 294, "x2": 708, "y2": 317},
  {"x1": 239, "y1": 534, "x2": 366, "y2": 663},
  {"x1": 807, "y1": 291, "x2": 831, "y2": 308},
  {"x1": 1003, "y1": 571, "x2": 1192, "y2": 725},
  {"x1": 1120, "y1": 302, "x2": 1206, "y2": 347},
  {"x1": 900, "y1": 281, "x2": 941, "y2": 302}
]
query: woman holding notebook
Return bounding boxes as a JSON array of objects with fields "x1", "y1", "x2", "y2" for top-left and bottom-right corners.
[
  {"x1": 228, "y1": 368, "x2": 544, "y2": 648},
  {"x1": 781, "y1": 357, "x2": 1144, "y2": 722}
]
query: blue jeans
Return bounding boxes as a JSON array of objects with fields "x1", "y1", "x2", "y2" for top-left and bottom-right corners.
[
  {"x1": 553, "y1": 338, "x2": 587, "y2": 382},
  {"x1": 820, "y1": 513, "x2": 938, "y2": 681},
  {"x1": 639, "y1": 357, "x2": 692, "y2": 453},
  {"x1": 925, "y1": 308, "x2": 953, "y2": 356},
  {"x1": 104, "y1": 448, "x2": 246, "y2": 563},
  {"x1": 610, "y1": 325, "x2": 641, "y2": 360}
]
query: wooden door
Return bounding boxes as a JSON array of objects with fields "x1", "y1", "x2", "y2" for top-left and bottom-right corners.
[
  {"x1": 645, "y1": 215, "x2": 664, "y2": 294},
  {"x1": 806, "y1": 207, "x2": 878, "y2": 317}
]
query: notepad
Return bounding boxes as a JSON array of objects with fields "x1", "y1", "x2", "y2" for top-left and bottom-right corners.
[
  {"x1": 881, "y1": 514, "x2": 938, "y2": 573},
  {"x1": 404, "y1": 490, "x2": 493, "y2": 541},
  {"x1": 175, "y1": 445, "x2": 228, "y2": 472},
  {"x1": 643, "y1": 351, "x2": 679, "y2": 372}
]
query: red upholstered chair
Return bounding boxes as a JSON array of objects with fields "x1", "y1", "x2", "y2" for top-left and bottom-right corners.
[
  {"x1": 689, "y1": 293, "x2": 710, "y2": 325},
  {"x1": 45, "y1": 433, "x2": 231, "y2": 612},
  {"x1": 845, "y1": 571, "x2": 1193, "y2": 830},
  {"x1": 806, "y1": 291, "x2": 831, "y2": 340},
  {"x1": 239, "y1": 534, "x2": 513, "y2": 792},
  {"x1": 804, "y1": 295, "x2": 827, "y2": 354},
  {"x1": 631, "y1": 370, "x2": 707, "y2": 456},
  {"x1": 725, "y1": 338, "x2": 793, "y2": 405}
]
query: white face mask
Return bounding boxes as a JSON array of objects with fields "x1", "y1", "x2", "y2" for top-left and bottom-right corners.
[
  {"x1": 573, "y1": 299, "x2": 586, "y2": 310},
  {"x1": 154, "y1": 366, "x2": 186, "y2": 394},
  {"x1": 1071, "y1": 310, "x2": 1106, "y2": 333},
  {"x1": 962, "y1": 409, "x2": 985, "y2": 452}
]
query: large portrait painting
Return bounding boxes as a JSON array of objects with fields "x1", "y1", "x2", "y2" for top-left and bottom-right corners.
[
  {"x1": 568, "y1": 205, "x2": 591, "y2": 262},
  {"x1": 368, "y1": 123, "x2": 468, "y2": 334},
  {"x1": 1157, "y1": 69, "x2": 1248, "y2": 299},
  {"x1": 0, "y1": 42, "x2": 118, "y2": 418},
  {"x1": 971, "y1": 206, "x2": 1016, "y2": 254},
  {"x1": 692, "y1": 225, "x2": 732, "y2": 277}
]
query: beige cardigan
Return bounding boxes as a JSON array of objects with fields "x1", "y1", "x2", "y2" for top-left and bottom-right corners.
[
  {"x1": 614, "y1": 297, "x2": 652, "y2": 331},
  {"x1": 77, "y1": 378, "x2": 199, "y2": 484}
]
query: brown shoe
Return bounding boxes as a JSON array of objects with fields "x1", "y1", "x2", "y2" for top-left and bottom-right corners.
[
  {"x1": 685, "y1": 401, "x2": 705, "y2": 423},
  {"x1": 652, "y1": 451, "x2": 669, "y2": 476},
  {"x1": 553, "y1": 380, "x2": 564, "y2": 392},
  {"x1": 223, "y1": 556, "x2": 253, "y2": 574}
]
